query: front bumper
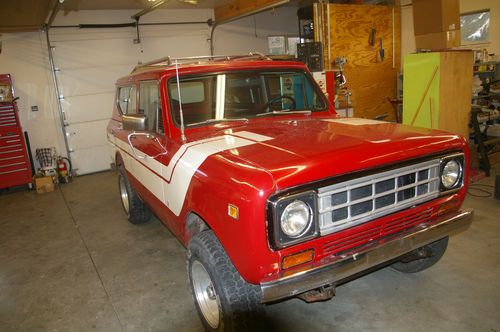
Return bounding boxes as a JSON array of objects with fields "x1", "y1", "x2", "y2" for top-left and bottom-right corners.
[{"x1": 260, "y1": 209, "x2": 473, "y2": 303}]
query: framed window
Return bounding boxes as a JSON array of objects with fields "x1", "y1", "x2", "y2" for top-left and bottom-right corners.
[
  {"x1": 139, "y1": 81, "x2": 163, "y2": 134},
  {"x1": 167, "y1": 70, "x2": 327, "y2": 127},
  {"x1": 117, "y1": 85, "x2": 137, "y2": 115},
  {"x1": 460, "y1": 10, "x2": 490, "y2": 44}
]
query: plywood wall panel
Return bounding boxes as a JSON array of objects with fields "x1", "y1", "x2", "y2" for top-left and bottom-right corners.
[{"x1": 327, "y1": 4, "x2": 401, "y2": 120}]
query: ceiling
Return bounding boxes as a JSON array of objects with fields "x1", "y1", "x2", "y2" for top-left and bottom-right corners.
[
  {"x1": 60, "y1": 0, "x2": 233, "y2": 10},
  {"x1": 0, "y1": 0, "x2": 392, "y2": 33},
  {"x1": 0, "y1": 0, "x2": 293, "y2": 33}
]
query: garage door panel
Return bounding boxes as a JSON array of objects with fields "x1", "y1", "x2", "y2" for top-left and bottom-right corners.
[
  {"x1": 67, "y1": 120, "x2": 108, "y2": 150},
  {"x1": 70, "y1": 145, "x2": 112, "y2": 175},
  {"x1": 52, "y1": 38, "x2": 140, "y2": 69},
  {"x1": 139, "y1": 35, "x2": 209, "y2": 59},
  {"x1": 58, "y1": 65, "x2": 130, "y2": 98},
  {"x1": 63, "y1": 93, "x2": 114, "y2": 124}
]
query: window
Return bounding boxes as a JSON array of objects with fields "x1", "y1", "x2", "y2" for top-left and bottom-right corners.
[
  {"x1": 168, "y1": 76, "x2": 216, "y2": 126},
  {"x1": 139, "y1": 81, "x2": 163, "y2": 134},
  {"x1": 117, "y1": 85, "x2": 137, "y2": 114},
  {"x1": 460, "y1": 10, "x2": 490, "y2": 44},
  {"x1": 167, "y1": 70, "x2": 326, "y2": 127},
  {"x1": 170, "y1": 81, "x2": 206, "y2": 104}
]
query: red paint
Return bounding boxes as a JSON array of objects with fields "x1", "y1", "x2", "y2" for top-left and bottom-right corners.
[{"x1": 107, "y1": 60, "x2": 470, "y2": 285}]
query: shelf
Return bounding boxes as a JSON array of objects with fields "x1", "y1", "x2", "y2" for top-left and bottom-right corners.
[
  {"x1": 474, "y1": 71, "x2": 495, "y2": 73},
  {"x1": 472, "y1": 93, "x2": 500, "y2": 100},
  {"x1": 475, "y1": 60, "x2": 500, "y2": 65}
]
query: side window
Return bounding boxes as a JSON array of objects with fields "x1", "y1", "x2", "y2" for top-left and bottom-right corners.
[
  {"x1": 139, "y1": 81, "x2": 163, "y2": 134},
  {"x1": 117, "y1": 85, "x2": 137, "y2": 114}
]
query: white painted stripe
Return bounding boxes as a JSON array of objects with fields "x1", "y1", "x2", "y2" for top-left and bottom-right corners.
[
  {"x1": 232, "y1": 130, "x2": 275, "y2": 142},
  {"x1": 110, "y1": 131, "x2": 273, "y2": 216}
]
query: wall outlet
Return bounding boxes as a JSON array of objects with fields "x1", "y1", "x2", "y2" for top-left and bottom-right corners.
[{"x1": 31, "y1": 106, "x2": 38, "y2": 112}]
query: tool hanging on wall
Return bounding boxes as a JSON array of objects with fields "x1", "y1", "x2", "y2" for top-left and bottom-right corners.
[
  {"x1": 379, "y1": 38, "x2": 385, "y2": 62},
  {"x1": 368, "y1": 26, "x2": 376, "y2": 46}
]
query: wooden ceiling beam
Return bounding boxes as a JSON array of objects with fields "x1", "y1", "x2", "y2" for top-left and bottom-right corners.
[{"x1": 214, "y1": 0, "x2": 290, "y2": 24}]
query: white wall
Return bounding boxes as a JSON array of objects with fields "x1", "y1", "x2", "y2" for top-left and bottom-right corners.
[
  {"x1": 401, "y1": 0, "x2": 500, "y2": 65},
  {"x1": 0, "y1": 7, "x2": 298, "y2": 173},
  {"x1": 0, "y1": 32, "x2": 67, "y2": 158},
  {"x1": 214, "y1": 6, "x2": 299, "y2": 54}
]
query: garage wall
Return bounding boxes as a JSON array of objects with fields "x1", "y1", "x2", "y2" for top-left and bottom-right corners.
[
  {"x1": 401, "y1": 0, "x2": 500, "y2": 65},
  {"x1": 214, "y1": 6, "x2": 299, "y2": 54},
  {"x1": 0, "y1": 7, "x2": 298, "y2": 174}
]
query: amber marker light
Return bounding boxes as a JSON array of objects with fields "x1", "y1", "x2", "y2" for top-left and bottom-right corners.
[
  {"x1": 228, "y1": 204, "x2": 239, "y2": 220},
  {"x1": 282, "y1": 249, "x2": 314, "y2": 270}
]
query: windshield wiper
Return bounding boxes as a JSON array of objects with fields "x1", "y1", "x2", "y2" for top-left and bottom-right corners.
[
  {"x1": 256, "y1": 110, "x2": 312, "y2": 117},
  {"x1": 187, "y1": 118, "x2": 248, "y2": 127}
]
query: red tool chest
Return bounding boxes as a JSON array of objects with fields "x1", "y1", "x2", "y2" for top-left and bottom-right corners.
[{"x1": 0, "y1": 74, "x2": 32, "y2": 189}]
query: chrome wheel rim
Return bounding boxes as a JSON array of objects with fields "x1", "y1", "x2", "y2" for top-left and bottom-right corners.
[
  {"x1": 119, "y1": 175, "x2": 130, "y2": 216},
  {"x1": 191, "y1": 260, "x2": 220, "y2": 329}
]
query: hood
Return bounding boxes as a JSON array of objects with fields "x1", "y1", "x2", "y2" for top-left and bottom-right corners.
[{"x1": 202, "y1": 117, "x2": 467, "y2": 190}]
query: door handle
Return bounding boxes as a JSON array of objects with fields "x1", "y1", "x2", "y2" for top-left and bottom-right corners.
[
  {"x1": 127, "y1": 132, "x2": 150, "y2": 159},
  {"x1": 126, "y1": 132, "x2": 167, "y2": 160}
]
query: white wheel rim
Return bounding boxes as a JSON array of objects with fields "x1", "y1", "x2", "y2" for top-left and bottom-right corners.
[
  {"x1": 191, "y1": 260, "x2": 220, "y2": 329},
  {"x1": 119, "y1": 175, "x2": 130, "y2": 216}
]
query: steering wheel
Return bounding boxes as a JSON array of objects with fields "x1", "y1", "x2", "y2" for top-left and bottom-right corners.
[{"x1": 261, "y1": 95, "x2": 296, "y2": 112}]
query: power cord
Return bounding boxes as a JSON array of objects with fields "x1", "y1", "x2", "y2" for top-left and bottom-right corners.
[{"x1": 467, "y1": 183, "x2": 494, "y2": 198}]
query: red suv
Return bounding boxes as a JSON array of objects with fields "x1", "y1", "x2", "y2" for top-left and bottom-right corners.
[{"x1": 107, "y1": 54, "x2": 473, "y2": 331}]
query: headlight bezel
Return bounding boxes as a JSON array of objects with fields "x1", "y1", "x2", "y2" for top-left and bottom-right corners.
[
  {"x1": 267, "y1": 191, "x2": 318, "y2": 249},
  {"x1": 439, "y1": 153, "x2": 465, "y2": 193}
]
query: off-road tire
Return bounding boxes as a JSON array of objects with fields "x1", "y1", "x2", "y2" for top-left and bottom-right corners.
[
  {"x1": 117, "y1": 165, "x2": 151, "y2": 224},
  {"x1": 391, "y1": 237, "x2": 449, "y2": 273},
  {"x1": 187, "y1": 230, "x2": 264, "y2": 332}
]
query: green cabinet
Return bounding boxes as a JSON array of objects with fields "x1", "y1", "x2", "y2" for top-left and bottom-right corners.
[{"x1": 403, "y1": 51, "x2": 473, "y2": 139}]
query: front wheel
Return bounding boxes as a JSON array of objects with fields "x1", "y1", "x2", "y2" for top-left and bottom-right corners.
[
  {"x1": 391, "y1": 237, "x2": 449, "y2": 273},
  {"x1": 187, "y1": 231, "x2": 263, "y2": 332},
  {"x1": 117, "y1": 165, "x2": 151, "y2": 224}
]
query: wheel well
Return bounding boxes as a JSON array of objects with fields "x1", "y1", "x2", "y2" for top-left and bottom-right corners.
[
  {"x1": 115, "y1": 152, "x2": 124, "y2": 167},
  {"x1": 185, "y1": 212, "x2": 210, "y2": 243}
]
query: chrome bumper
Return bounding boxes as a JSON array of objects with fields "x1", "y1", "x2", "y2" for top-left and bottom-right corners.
[{"x1": 260, "y1": 209, "x2": 473, "y2": 303}]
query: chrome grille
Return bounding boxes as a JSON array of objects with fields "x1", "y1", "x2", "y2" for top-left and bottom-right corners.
[{"x1": 318, "y1": 159, "x2": 440, "y2": 235}]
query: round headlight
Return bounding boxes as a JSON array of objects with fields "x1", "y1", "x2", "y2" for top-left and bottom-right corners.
[
  {"x1": 441, "y1": 160, "x2": 461, "y2": 189},
  {"x1": 280, "y1": 200, "x2": 312, "y2": 238}
]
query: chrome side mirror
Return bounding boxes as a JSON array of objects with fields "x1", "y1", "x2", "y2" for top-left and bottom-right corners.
[{"x1": 122, "y1": 114, "x2": 147, "y2": 131}]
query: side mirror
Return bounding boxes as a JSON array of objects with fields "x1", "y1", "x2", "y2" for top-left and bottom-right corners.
[{"x1": 123, "y1": 114, "x2": 147, "y2": 131}]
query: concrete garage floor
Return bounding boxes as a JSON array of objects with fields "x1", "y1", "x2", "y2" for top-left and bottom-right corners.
[{"x1": 1, "y1": 168, "x2": 499, "y2": 332}]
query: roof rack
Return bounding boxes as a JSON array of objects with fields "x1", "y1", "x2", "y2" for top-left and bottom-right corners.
[{"x1": 131, "y1": 52, "x2": 272, "y2": 74}]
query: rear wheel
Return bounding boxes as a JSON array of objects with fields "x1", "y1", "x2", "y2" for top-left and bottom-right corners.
[
  {"x1": 117, "y1": 165, "x2": 151, "y2": 224},
  {"x1": 187, "y1": 230, "x2": 263, "y2": 332},
  {"x1": 391, "y1": 237, "x2": 448, "y2": 273}
]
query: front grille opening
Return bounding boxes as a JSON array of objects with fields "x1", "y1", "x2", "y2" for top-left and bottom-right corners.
[
  {"x1": 376, "y1": 178, "x2": 395, "y2": 193},
  {"x1": 351, "y1": 200, "x2": 373, "y2": 216},
  {"x1": 351, "y1": 185, "x2": 372, "y2": 200},
  {"x1": 318, "y1": 159, "x2": 441, "y2": 235},
  {"x1": 375, "y1": 193, "x2": 395, "y2": 208}
]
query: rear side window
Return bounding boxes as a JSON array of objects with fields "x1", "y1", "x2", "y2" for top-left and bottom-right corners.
[{"x1": 117, "y1": 85, "x2": 136, "y2": 114}]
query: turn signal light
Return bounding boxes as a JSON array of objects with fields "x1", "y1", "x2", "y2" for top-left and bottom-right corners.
[{"x1": 282, "y1": 249, "x2": 314, "y2": 270}]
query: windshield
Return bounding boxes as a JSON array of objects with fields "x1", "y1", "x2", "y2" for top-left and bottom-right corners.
[{"x1": 168, "y1": 70, "x2": 327, "y2": 127}]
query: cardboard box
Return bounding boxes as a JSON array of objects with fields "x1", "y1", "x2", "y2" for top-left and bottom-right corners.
[
  {"x1": 415, "y1": 30, "x2": 460, "y2": 50},
  {"x1": 413, "y1": 0, "x2": 459, "y2": 36},
  {"x1": 33, "y1": 175, "x2": 55, "y2": 194}
]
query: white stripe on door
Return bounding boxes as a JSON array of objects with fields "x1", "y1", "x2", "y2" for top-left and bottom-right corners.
[{"x1": 111, "y1": 131, "x2": 272, "y2": 216}]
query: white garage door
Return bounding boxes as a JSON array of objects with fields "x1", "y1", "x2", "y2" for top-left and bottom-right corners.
[{"x1": 50, "y1": 13, "x2": 211, "y2": 174}]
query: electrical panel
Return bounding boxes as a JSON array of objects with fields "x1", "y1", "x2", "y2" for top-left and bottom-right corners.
[{"x1": 297, "y1": 42, "x2": 324, "y2": 72}]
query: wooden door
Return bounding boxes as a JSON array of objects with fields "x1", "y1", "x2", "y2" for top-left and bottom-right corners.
[{"x1": 320, "y1": 4, "x2": 401, "y2": 120}]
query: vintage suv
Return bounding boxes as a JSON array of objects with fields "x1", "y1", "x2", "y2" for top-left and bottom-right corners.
[{"x1": 107, "y1": 53, "x2": 473, "y2": 331}]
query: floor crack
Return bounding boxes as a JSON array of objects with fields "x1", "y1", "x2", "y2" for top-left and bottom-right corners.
[{"x1": 58, "y1": 186, "x2": 126, "y2": 332}]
